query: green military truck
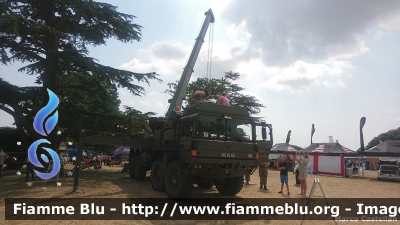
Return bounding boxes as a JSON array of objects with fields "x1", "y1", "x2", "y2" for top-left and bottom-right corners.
[
  {"x1": 129, "y1": 102, "x2": 273, "y2": 198},
  {"x1": 81, "y1": 9, "x2": 273, "y2": 198}
]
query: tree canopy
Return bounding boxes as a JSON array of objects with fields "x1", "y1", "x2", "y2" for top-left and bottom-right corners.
[
  {"x1": 0, "y1": 0, "x2": 161, "y2": 151},
  {"x1": 365, "y1": 127, "x2": 400, "y2": 149},
  {"x1": 165, "y1": 71, "x2": 264, "y2": 116}
]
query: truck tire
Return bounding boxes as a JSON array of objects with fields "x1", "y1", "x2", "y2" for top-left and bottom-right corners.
[
  {"x1": 164, "y1": 161, "x2": 193, "y2": 198},
  {"x1": 197, "y1": 181, "x2": 214, "y2": 189},
  {"x1": 130, "y1": 155, "x2": 146, "y2": 181},
  {"x1": 151, "y1": 158, "x2": 165, "y2": 192},
  {"x1": 215, "y1": 176, "x2": 244, "y2": 196}
]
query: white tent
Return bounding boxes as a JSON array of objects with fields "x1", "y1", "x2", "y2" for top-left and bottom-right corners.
[{"x1": 303, "y1": 142, "x2": 357, "y2": 177}]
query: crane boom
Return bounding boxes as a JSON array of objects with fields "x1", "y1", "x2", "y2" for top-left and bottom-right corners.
[{"x1": 165, "y1": 9, "x2": 215, "y2": 118}]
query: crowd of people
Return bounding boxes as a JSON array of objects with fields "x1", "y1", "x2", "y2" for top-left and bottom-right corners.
[
  {"x1": 53, "y1": 150, "x2": 127, "y2": 171},
  {"x1": 192, "y1": 88, "x2": 230, "y2": 106}
]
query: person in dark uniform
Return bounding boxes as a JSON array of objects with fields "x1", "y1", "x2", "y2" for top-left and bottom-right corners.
[{"x1": 259, "y1": 158, "x2": 270, "y2": 190}]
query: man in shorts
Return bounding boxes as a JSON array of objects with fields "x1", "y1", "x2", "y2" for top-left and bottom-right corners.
[{"x1": 278, "y1": 155, "x2": 290, "y2": 195}]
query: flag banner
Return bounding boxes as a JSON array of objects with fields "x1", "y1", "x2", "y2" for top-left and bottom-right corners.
[
  {"x1": 285, "y1": 130, "x2": 291, "y2": 144},
  {"x1": 360, "y1": 117, "x2": 366, "y2": 152}
]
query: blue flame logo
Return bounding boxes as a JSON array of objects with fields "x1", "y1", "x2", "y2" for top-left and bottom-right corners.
[{"x1": 28, "y1": 89, "x2": 61, "y2": 180}]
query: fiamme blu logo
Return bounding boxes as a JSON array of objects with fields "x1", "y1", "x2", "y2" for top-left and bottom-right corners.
[{"x1": 27, "y1": 89, "x2": 61, "y2": 180}]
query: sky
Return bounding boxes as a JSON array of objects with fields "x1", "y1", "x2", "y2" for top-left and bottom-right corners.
[{"x1": 1, "y1": 0, "x2": 400, "y2": 150}]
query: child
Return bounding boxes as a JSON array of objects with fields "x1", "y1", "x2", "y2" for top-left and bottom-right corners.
[{"x1": 278, "y1": 155, "x2": 290, "y2": 195}]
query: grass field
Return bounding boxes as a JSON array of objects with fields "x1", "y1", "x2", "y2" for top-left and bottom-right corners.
[{"x1": 1, "y1": 163, "x2": 399, "y2": 225}]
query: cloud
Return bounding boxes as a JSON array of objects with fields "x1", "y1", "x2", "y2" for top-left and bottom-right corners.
[
  {"x1": 148, "y1": 91, "x2": 158, "y2": 95},
  {"x1": 119, "y1": 1, "x2": 400, "y2": 93},
  {"x1": 335, "y1": 79, "x2": 347, "y2": 88},
  {"x1": 140, "y1": 100, "x2": 164, "y2": 109},
  {"x1": 119, "y1": 41, "x2": 190, "y2": 78},
  {"x1": 221, "y1": 0, "x2": 400, "y2": 67},
  {"x1": 257, "y1": 60, "x2": 353, "y2": 92},
  {"x1": 152, "y1": 42, "x2": 186, "y2": 59}
]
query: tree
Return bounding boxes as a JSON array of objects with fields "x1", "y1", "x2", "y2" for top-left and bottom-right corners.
[
  {"x1": 165, "y1": 71, "x2": 264, "y2": 116},
  {"x1": 0, "y1": 0, "x2": 161, "y2": 151},
  {"x1": 365, "y1": 127, "x2": 400, "y2": 150}
]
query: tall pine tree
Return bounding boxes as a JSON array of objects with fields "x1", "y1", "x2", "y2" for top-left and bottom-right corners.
[{"x1": 0, "y1": 0, "x2": 161, "y2": 151}]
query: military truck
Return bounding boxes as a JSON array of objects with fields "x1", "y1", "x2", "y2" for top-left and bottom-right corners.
[{"x1": 81, "y1": 9, "x2": 273, "y2": 198}]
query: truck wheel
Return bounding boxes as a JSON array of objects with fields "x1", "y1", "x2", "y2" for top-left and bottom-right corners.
[
  {"x1": 164, "y1": 161, "x2": 193, "y2": 198},
  {"x1": 151, "y1": 158, "x2": 165, "y2": 192},
  {"x1": 197, "y1": 181, "x2": 214, "y2": 189},
  {"x1": 130, "y1": 155, "x2": 146, "y2": 181},
  {"x1": 215, "y1": 176, "x2": 244, "y2": 196}
]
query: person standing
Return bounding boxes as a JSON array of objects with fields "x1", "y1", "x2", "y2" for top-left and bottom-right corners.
[
  {"x1": 0, "y1": 149, "x2": 10, "y2": 178},
  {"x1": 259, "y1": 159, "x2": 270, "y2": 190},
  {"x1": 97, "y1": 153, "x2": 102, "y2": 169},
  {"x1": 25, "y1": 156, "x2": 34, "y2": 182},
  {"x1": 278, "y1": 155, "x2": 290, "y2": 195},
  {"x1": 297, "y1": 152, "x2": 310, "y2": 197}
]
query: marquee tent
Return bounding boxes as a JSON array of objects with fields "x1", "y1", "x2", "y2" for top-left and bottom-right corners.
[
  {"x1": 271, "y1": 143, "x2": 300, "y2": 155},
  {"x1": 270, "y1": 143, "x2": 300, "y2": 161},
  {"x1": 302, "y1": 142, "x2": 357, "y2": 177},
  {"x1": 268, "y1": 143, "x2": 300, "y2": 170},
  {"x1": 358, "y1": 140, "x2": 400, "y2": 157},
  {"x1": 111, "y1": 146, "x2": 130, "y2": 158}
]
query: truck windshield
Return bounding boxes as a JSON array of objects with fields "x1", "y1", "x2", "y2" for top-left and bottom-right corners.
[{"x1": 195, "y1": 115, "x2": 252, "y2": 141}]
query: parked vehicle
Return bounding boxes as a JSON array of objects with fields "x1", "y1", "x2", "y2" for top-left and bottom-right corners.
[
  {"x1": 378, "y1": 164, "x2": 400, "y2": 181},
  {"x1": 79, "y1": 9, "x2": 273, "y2": 198}
]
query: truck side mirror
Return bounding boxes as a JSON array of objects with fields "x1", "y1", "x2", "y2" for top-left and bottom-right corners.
[{"x1": 262, "y1": 126, "x2": 267, "y2": 140}]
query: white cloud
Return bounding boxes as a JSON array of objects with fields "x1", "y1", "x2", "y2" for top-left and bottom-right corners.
[
  {"x1": 257, "y1": 60, "x2": 353, "y2": 93},
  {"x1": 221, "y1": 0, "x2": 400, "y2": 67},
  {"x1": 378, "y1": 13, "x2": 400, "y2": 30},
  {"x1": 335, "y1": 79, "x2": 347, "y2": 88},
  {"x1": 148, "y1": 91, "x2": 158, "y2": 95},
  {"x1": 139, "y1": 100, "x2": 164, "y2": 109},
  {"x1": 118, "y1": 0, "x2": 399, "y2": 94},
  {"x1": 119, "y1": 41, "x2": 190, "y2": 78},
  {"x1": 140, "y1": 100, "x2": 151, "y2": 106},
  {"x1": 242, "y1": 91, "x2": 263, "y2": 101}
]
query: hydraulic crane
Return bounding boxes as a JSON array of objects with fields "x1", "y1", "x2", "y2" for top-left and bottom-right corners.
[{"x1": 165, "y1": 9, "x2": 215, "y2": 118}]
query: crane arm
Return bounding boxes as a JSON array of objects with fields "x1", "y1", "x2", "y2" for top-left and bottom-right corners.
[{"x1": 165, "y1": 9, "x2": 215, "y2": 118}]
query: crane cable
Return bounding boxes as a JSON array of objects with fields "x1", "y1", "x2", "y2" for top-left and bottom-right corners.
[{"x1": 205, "y1": 23, "x2": 214, "y2": 95}]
